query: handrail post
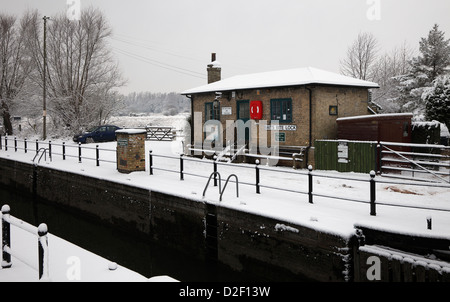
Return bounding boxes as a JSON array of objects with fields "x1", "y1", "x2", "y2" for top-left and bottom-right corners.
[
  {"x1": 1, "y1": 204, "x2": 12, "y2": 268},
  {"x1": 5, "y1": 135, "x2": 7, "y2": 151},
  {"x1": 62, "y1": 142, "x2": 66, "y2": 160},
  {"x1": 24, "y1": 138, "x2": 27, "y2": 153},
  {"x1": 37, "y1": 223, "x2": 49, "y2": 280},
  {"x1": 0, "y1": 134, "x2": 2, "y2": 150},
  {"x1": 35, "y1": 139, "x2": 38, "y2": 155},
  {"x1": 255, "y1": 160, "x2": 260, "y2": 194},
  {"x1": 203, "y1": 172, "x2": 222, "y2": 199},
  {"x1": 149, "y1": 150, "x2": 153, "y2": 175},
  {"x1": 96, "y1": 145, "x2": 100, "y2": 166},
  {"x1": 14, "y1": 137, "x2": 17, "y2": 152},
  {"x1": 48, "y1": 141, "x2": 52, "y2": 161},
  {"x1": 220, "y1": 174, "x2": 239, "y2": 202},
  {"x1": 213, "y1": 161, "x2": 218, "y2": 187},
  {"x1": 370, "y1": 170, "x2": 376, "y2": 216},
  {"x1": 78, "y1": 142, "x2": 82, "y2": 163},
  {"x1": 180, "y1": 154, "x2": 184, "y2": 180},
  {"x1": 308, "y1": 165, "x2": 313, "y2": 204},
  {"x1": 376, "y1": 142, "x2": 382, "y2": 175}
]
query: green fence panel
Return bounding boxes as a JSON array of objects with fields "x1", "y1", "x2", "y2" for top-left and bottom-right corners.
[{"x1": 315, "y1": 140, "x2": 377, "y2": 173}]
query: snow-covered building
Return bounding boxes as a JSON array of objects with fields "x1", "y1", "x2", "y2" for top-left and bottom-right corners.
[{"x1": 181, "y1": 54, "x2": 379, "y2": 166}]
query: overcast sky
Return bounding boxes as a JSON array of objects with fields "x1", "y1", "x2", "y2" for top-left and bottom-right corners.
[{"x1": 2, "y1": 0, "x2": 450, "y2": 94}]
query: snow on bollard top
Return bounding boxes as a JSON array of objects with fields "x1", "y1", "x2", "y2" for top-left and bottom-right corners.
[
  {"x1": 38, "y1": 223, "x2": 48, "y2": 235},
  {"x1": 108, "y1": 261, "x2": 118, "y2": 271},
  {"x1": 1, "y1": 204, "x2": 10, "y2": 213}
]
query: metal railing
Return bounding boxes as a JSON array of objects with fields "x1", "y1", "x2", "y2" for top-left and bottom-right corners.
[
  {"x1": 2, "y1": 135, "x2": 449, "y2": 217},
  {"x1": 0, "y1": 135, "x2": 116, "y2": 167},
  {"x1": 148, "y1": 151, "x2": 450, "y2": 216},
  {"x1": 1, "y1": 204, "x2": 49, "y2": 280}
]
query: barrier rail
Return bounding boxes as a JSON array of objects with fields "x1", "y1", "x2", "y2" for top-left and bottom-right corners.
[
  {"x1": 148, "y1": 151, "x2": 450, "y2": 216},
  {"x1": 2, "y1": 135, "x2": 450, "y2": 217},
  {"x1": 1, "y1": 204, "x2": 49, "y2": 280},
  {"x1": 0, "y1": 135, "x2": 116, "y2": 167}
]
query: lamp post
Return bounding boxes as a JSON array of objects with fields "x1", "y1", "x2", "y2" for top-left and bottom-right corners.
[{"x1": 42, "y1": 16, "x2": 50, "y2": 141}]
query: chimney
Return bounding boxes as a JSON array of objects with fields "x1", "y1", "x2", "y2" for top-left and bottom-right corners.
[{"x1": 207, "y1": 53, "x2": 221, "y2": 84}]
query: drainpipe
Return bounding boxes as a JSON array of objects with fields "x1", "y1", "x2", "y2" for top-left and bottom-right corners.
[
  {"x1": 186, "y1": 94, "x2": 194, "y2": 147},
  {"x1": 305, "y1": 87, "x2": 312, "y2": 166}
]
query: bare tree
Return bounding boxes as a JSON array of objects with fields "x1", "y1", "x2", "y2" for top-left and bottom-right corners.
[
  {"x1": 340, "y1": 32, "x2": 379, "y2": 81},
  {"x1": 371, "y1": 43, "x2": 415, "y2": 112},
  {"x1": 0, "y1": 13, "x2": 33, "y2": 135},
  {"x1": 25, "y1": 7, "x2": 125, "y2": 134}
]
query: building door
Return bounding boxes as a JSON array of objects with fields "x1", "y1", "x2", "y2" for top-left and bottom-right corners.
[{"x1": 237, "y1": 100, "x2": 250, "y2": 144}]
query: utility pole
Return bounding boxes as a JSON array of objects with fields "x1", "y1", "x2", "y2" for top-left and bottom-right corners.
[{"x1": 43, "y1": 16, "x2": 50, "y2": 141}]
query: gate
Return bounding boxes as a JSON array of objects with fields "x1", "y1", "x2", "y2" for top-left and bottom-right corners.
[{"x1": 378, "y1": 141, "x2": 450, "y2": 183}]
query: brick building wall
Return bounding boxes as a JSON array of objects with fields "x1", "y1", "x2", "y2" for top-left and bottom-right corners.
[{"x1": 191, "y1": 85, "x2": 370, "y2": 149}]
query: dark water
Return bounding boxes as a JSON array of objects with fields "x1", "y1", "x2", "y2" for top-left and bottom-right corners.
[{"x1": 0, "y1": 185, "x2": 251, "y2": 282}]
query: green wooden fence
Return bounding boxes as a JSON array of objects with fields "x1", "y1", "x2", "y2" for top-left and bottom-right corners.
[{"x1": 315, "y1": 140, "x2": 377, "y2": 173}]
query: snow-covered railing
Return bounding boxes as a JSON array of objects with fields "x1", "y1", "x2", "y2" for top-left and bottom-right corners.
[
  {"x1": 1, "y1": 204, "x2": 49, "y2": 281},
  {"x1": 148, "y1": 151, "x2": 450, "y2": 216},
  {"x1": 0, "y1": 135, "x2": 116, "y2": 167}
]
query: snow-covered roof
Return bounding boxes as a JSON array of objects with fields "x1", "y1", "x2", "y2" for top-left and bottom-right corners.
[
  {"x1": 337, "y1": 113, "x2": 413, "y2": 122},
  {"x1": 181, "y1": 67, "x2": 379, "y2": 95}
]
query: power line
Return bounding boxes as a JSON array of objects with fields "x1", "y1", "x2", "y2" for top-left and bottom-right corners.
[
  {"x1": 112, "y1": 47, "x2": 206, "y2": 79},
  {"x1": 110, "y1": 34, "x2": 205, "y2": 64}
]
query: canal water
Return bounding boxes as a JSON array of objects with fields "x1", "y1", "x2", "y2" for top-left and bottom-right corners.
[{"x1": 0, "y1": 185, "x2": 253, "y2": 282}]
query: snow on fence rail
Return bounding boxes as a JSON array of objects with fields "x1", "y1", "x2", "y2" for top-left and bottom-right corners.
[
  {"x1": 0, "y1": 135, "x2": 116, "y2": 166},
  {"x1": 2, "y1": 135, "x2": 450, "y2": 217},
  {"x1": 1, "y1": 204, "x2": 49, "y2": 280},
  {"x1": 148, "y1": 151, "x2": 450, "y2": 216}
]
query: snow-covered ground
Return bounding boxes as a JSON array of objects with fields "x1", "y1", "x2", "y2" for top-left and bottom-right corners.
[
  {"x1": 0, "y1": 216, "x2": 176, "y2": 282},
  {"x1": 1, "y1": 114, "x2": 450, "y2": 282}
]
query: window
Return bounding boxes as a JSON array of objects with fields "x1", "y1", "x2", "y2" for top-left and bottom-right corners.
[
  {"x1": 270, "y1": 98, "x2": 292, "y2": 122},
  {"x1": 205, "y1": 101, "x2": 220, "y2": 121},
  {"x1": 329, "y1": 105, "x2": 338, "y2": 116},
  {"x1": 237, "y1": 100, "x2": 249, "y2": 121}
]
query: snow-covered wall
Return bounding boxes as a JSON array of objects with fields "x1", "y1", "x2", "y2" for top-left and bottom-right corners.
[{"x1": 0, "y1": 156, "x2": 351, "y2": 281}]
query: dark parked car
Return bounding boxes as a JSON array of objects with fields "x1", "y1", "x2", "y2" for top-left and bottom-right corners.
[{"x1": 73, "y1": 125, "x2": 122, "y2": 143}]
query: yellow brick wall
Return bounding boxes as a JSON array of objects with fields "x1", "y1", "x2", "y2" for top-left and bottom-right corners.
[
  {"x1": 116, "y1": 132, "x2": 146, "y2": 173},
  {"x1": 191, "y1": 86, "x2": 369, "y2": 148}
]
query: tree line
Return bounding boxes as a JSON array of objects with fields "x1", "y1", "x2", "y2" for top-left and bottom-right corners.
[
  {"x1": 118, "y1": 91, "x2": 190, "y2": 116},
  {"x1": 340, "y1": 24, "x2": 450, "y2": 132},
  {"x1": 0, "y1": 7, "x2": 124, "y2": 137}
]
